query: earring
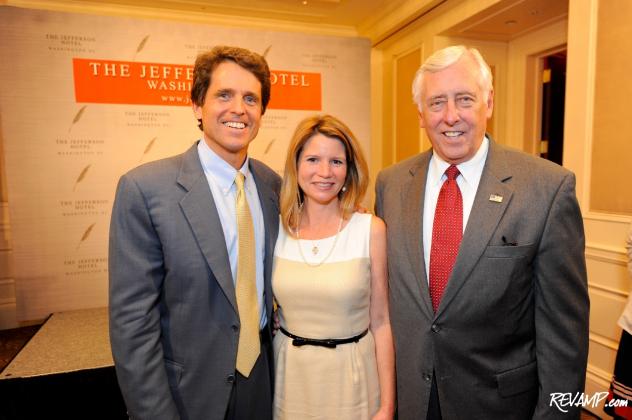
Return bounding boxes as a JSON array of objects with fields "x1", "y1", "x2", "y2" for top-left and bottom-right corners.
[{"x1": 341, "y1": 186, "x2": 347, "y2": 192}]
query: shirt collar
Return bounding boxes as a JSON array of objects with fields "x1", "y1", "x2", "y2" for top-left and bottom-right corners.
[
  {"x1": 197, "y1": 139, "x2": 251, "y2": 195},
  {"x1": 429, "y1": 135, "x2": 489, "y2": 187}
]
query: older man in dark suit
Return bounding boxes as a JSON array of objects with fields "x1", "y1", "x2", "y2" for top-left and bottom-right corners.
[
  {"x1": 109, "y1": 46, "x2": 281, "y2": 420},
  {"x1": 375, "y1": 45, "x2": 589, "y2": 419}
]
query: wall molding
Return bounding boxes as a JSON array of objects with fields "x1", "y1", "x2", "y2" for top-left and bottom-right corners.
[
  {"x1": 586, "y1": 242, "x2": 628, "y2": 266},
  {"x1": 361, "y1": 0, "x2": 446, "y2": 46},
  {"x1": 584, "y1": 368, "x2": 611, "y2": 417},
  {"x1": 0, "y1": 302, "x2": 18, "y2": 330},
  {"x1": 579, "y1": 0, "x2": 598, "y2": 212},
  {"x1": 585, "y1": 212, "x2": 632, "y2": 224},
  {"x1": 587, "y1": 363, "x2": 613, "y2": 385},
  {"x1": 391, "y1": 44, "x2": 423, "y2": 166},
  {"x1": 0, "y1": 202, "x2": 11, "y2": 252},
  {"x1": 0, "y1": 201, "x2": 9, "y2": 224},
  {"x1": 589, "y1": 281, "x2": 629, "y2": 300},
  {"x1": 0, "y1": 297, "x2": 16, "y2": 306},
  {"x1": 589, "y1": 331, "x2": 620, "y2": 352}
]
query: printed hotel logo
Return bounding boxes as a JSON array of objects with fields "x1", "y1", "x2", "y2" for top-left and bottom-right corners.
[{"x1": 72, "y1": 58, "x2": 322, "y2": 110}]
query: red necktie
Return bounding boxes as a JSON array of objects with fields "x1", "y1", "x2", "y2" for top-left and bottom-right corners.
[{"x1": 429, "y1": 165, "x2": 463, "y2": 313}]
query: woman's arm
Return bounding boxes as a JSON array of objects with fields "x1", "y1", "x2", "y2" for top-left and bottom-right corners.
[{"x1": 369, "y1": 215, "x2": 396, "y2": 419}]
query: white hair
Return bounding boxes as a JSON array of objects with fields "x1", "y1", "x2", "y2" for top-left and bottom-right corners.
[{"x1": 412, "y1": 45, "x2": 493, "y2": 110}]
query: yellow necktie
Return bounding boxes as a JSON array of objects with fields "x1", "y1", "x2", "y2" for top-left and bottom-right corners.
[{"x1": 234, "y1": 172, "x2": 260, "y2": 377}]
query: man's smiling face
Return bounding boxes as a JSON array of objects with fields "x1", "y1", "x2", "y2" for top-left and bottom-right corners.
[
  {"x1": 192, "y1": 60, "x2": 263, "y2": 169},
  {"x1": 418, "y1": 53, "x2": 493, "y2": 165}
]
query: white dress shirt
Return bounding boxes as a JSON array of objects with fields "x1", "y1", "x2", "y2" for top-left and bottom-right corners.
[
  {"x1": 197, "y1": 140, "x2": 267, "y2": 328},
  {"x1": 423, "y1": 136, "x2": 489, "y2": 283}
]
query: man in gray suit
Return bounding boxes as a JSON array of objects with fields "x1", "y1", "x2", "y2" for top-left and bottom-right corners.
[
  {"x1": 375, "y1": 45, "x2": 589, "y2": 419},
  {"x1": 109, "y1": 46, "x2": 281, "y2": 420}
]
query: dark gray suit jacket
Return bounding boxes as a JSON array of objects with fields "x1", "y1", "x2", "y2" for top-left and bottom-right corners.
[
  {"x1": 109, "y1": 142, "x2": 281, "y2": 420},
  {"x1": 375, "y1": 140, "x2": 589, "y2": 420}
]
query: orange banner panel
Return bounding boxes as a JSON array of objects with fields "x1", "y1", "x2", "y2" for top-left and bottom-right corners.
[
  {"x1": 268, "y1": 70, "x2": 321, "y2": 111},
  {"x1": 73, "y1": 58, "x2": 193, "y2": 106},
  {"x1": 73, "y1": 59, "x2": 321, "y2": 110}
]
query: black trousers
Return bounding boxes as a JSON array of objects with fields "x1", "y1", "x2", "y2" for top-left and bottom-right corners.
[
  {"x1": 225, "y1": 330, "x2": 273, "y2": 420},
  {"x1": 427, "y1": 372, "x2": 442, "y2": 420}
]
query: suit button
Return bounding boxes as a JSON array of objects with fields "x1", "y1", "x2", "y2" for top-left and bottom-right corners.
[
  {"x1": 231, "y1": 325, "x2": 239, "y2": 332},
  {"x1": 226, "y1": 374, "x2": 235, "y2": 384},
  {"x1": 423, "y1": 373, "x2": 432, "y2": 382},
  {"x1": 431, "y1": 324, "x2": 441, "y2": 333}
]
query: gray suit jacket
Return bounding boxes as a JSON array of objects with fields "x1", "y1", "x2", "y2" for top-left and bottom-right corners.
[
  {"x1": 109, "y1": 142, "x2": 281, "y2": 420},
  {"x1": 375, "y1": 140, "x2": 589, "y2": 420}
]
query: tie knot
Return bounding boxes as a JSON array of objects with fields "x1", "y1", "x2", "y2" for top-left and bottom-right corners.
[
  {"x1": 235, "y1": 172, "x2": 246, "y2": 190},
  {"x1": 445, "y1": 165, "x2": 460, "y2": 181}
]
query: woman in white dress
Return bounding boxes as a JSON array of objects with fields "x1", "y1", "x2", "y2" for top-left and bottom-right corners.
[{"x1": 272, "y1": 115, "x2": 395, "y2": 419}]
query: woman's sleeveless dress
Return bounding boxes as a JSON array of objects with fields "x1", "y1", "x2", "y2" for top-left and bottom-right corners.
[{"x1": 272, "y1": 212, "x2": 380, "y2": 419}]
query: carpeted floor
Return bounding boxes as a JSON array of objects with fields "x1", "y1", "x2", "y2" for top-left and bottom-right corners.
[
  {"x1": 0, "y1": 325, "x2": 606, "y2": 419},
  {"x1": 0, "y1": 324, "x2": 40, "y2": 371}
]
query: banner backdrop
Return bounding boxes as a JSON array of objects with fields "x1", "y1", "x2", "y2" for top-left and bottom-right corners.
[{"x1": 0, "y1": 6, "x2": 370, "y2": 321}]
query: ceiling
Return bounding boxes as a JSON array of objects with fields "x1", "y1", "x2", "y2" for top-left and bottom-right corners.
[
  {"x1": 65, "y1": 0, "x2": 411, "y2": 28},
  {"x1": 442, "y1": 0, "x2": 568, "y2": 41},
  {"x1": 15, "y1": 0, "x2": 569, "y2": 43}
]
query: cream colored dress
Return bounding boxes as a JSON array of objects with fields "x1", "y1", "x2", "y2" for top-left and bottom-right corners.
[{"x1": 272, "y1": 212, "x2": 380, "y2": 420}]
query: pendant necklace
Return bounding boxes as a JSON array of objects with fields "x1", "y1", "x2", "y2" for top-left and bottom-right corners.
[{"x1": 297, "y1": 214, "x2": 344, "y2": 268}]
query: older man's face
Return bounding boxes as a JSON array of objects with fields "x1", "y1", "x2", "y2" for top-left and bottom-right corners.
[{"x1": 418, "y1": 54, "x2": 493, "y2": 165}]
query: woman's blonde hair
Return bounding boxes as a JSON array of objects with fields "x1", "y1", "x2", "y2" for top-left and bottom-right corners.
[{"x1": 280, "y1": 114, "x2": 369, "y2": 235}]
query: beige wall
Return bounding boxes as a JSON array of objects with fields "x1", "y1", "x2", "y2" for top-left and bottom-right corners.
[
  {"x1": 371, "y1": 1, "x2": 631, "y2": 416},
  {"x1": 505, "y1": 20, "x2": 567, "y2": 154},
  {"x1": 1, "y1": 138, "x2": 6, "y2": 202},
  {"x1": 371, "y1": 0, "x2": 505, "y2": 177},
  {"x1": 395, "y1": 49, "x2": 421, "y2": 163},
  {"x1": 1, "y1": 4, "x2": 631, "y2": 414},
  {"x1": 565, "y1": 1, "x2": 632, "y2": 412},
  {"x1": 1, "y1": 2, "x2": 372, "y2": 325},
  {"x1": 369, "y1": 27, "x2": 426, "y2": 206},
  {"x1": 590, "y1": 0, "x2": 632, "y2": 216},
  {"x1": 0, "y1": 125, "x2": 17, "y2": 328}
]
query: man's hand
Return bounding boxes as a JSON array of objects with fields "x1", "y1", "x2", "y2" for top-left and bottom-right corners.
[{"x1": 272, "y1": 302, "x2": 280, "y2": 335}]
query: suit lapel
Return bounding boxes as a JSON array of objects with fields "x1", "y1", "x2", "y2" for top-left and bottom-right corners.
[
  {"x1": 249, "y1": 161, "x2": 279, "y2": 316},
  {"x1": 436, "y1": 140, "x2": 514, "y2": 316},
  {"x1": 402, "y1": 151, "x2": 434, "y2": 316},
  {"x1": 177, "y1": 143, "x2": 237, "y2": 313}
]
